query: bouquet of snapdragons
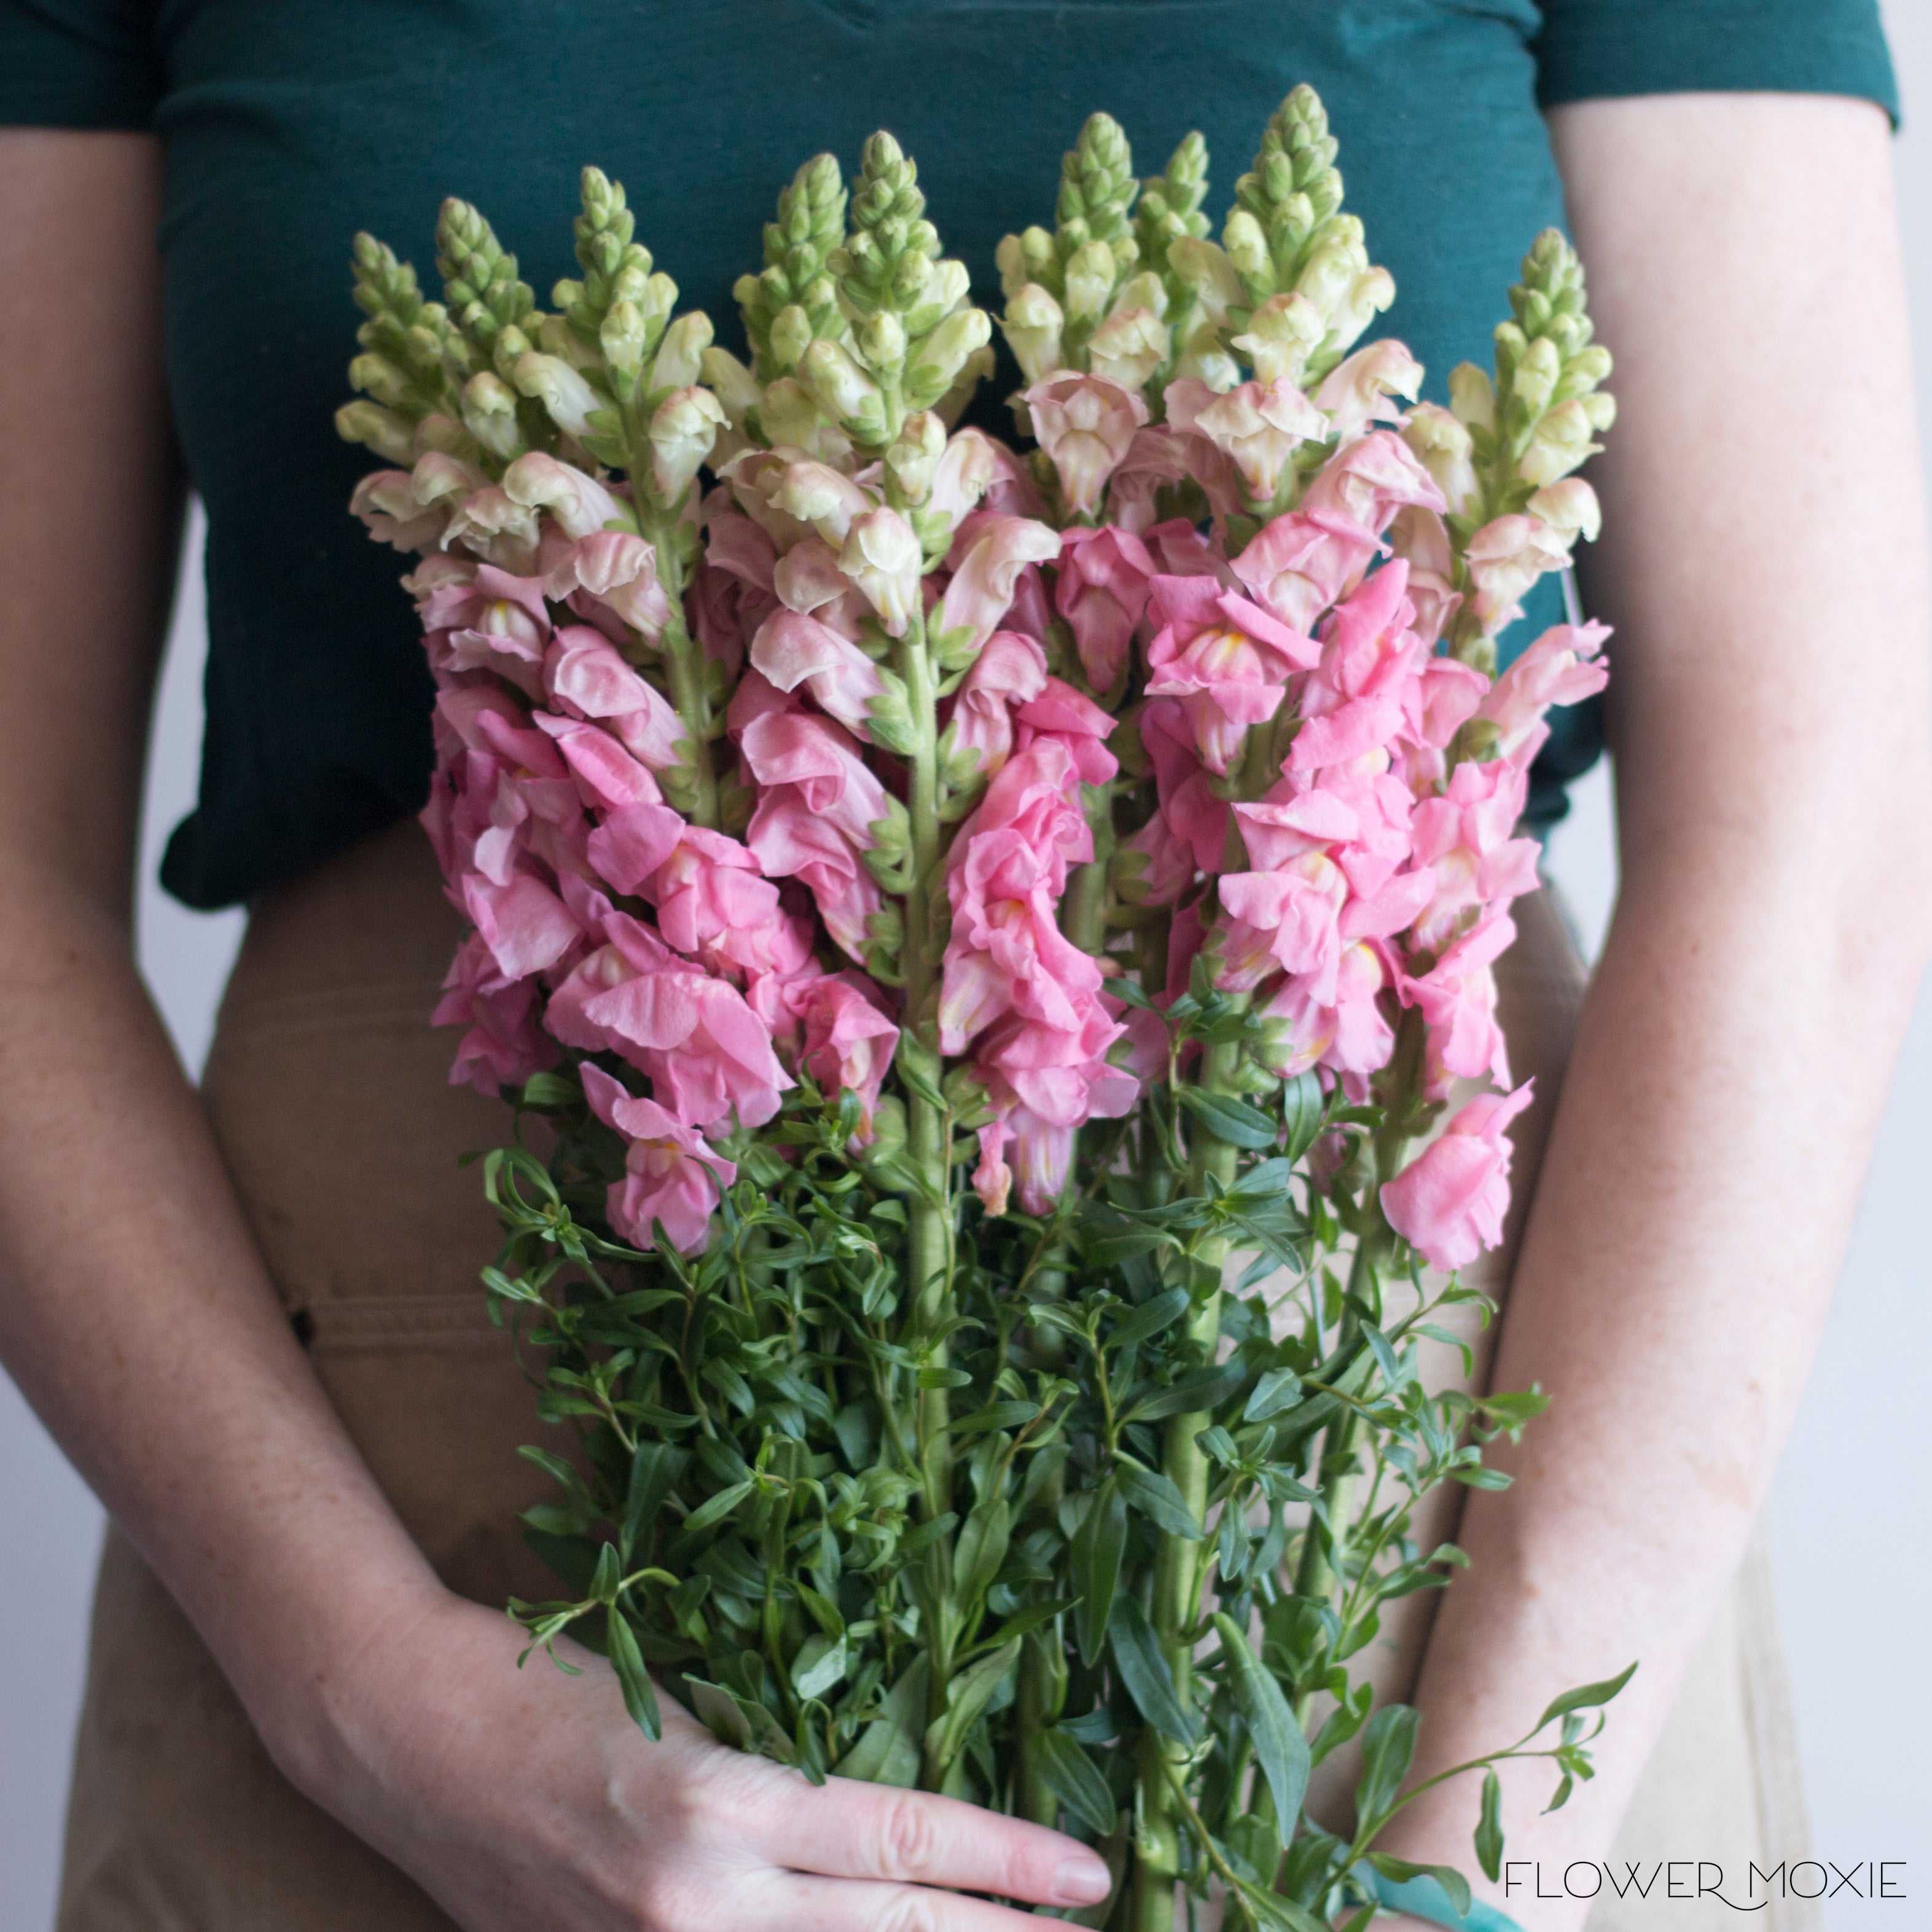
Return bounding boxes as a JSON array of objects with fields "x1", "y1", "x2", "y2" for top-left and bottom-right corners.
[{"x1": 339, "y1": 87, "x2": 1629, "y2": 1932}]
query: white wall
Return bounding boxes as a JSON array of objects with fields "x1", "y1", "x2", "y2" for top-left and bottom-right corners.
[{"x1": 3, "y1": 15, "x2": 1930, "y2": 1922}]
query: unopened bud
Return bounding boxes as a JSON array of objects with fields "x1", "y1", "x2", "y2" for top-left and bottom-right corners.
[
  {"x1": 799, "y1": 338, "x2": 883, "y2": 428},
  {"x1": 885, "y1": 410, "x2": 947, "y2": 506},
  {"x1": 1001, "y1": 283, "x2": 1065, "y2": 386},
  {"x1": 334, "y1": 399, "x2": 416, "y2": 464},
  {"x1": 769, "y1": 304, "x2": 813, "y2": 373},
  {"x1": 1062, "y1": 240, "x2": 1117, "y2": 324},
  {"x1": 600, "y1": 299, "x2": 647, "y2": 385},
  {"x1": 460, "y1": 370, "x2": 524, "y2": 460},
  {"x1": 650, "y1": 311, "x2": 713, "y2": 394},
  {"x1": 647, "y1": 386, "x2": 726, "y2": 502},
  {"x1": 1448, "y1": 361, "x2": 1496, "y2": 431},
  {"x1": 511, "y1": 351, "x2": 599, "y2": 436},
  {"x1": 858, "y1": 309, "x2": 907, "y2": 373}
]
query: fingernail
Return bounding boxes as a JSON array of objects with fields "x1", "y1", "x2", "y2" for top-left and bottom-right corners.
[{"x1": 1052, "y1": 1857, "x2": 1112, "y2": 1906}]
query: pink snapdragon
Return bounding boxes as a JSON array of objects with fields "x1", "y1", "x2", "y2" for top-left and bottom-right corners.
[
  {"x1": 1022, "y1": 372, "x2": 1149, "y2": 515},
  {"x1": 1381, "y1": 1082, "x2": 1536, "y2": 1271},
  {"x1": 580, "y1": 1063, "x2": 737, "y2": 1256},
  {"x1": 937, "y1": 514, "x2": 1063, "y2": 655},
  {"x1": 1055, "y1": 525, "x2": 1155, "y2": 694},
  {"x1": 546, "y1": 912, "x2": 792, "y2": 1131},
  {"x1": 1143, "y1": 577, "x2": 1319, "y2": 775},
  {"x1": 941, "y1": 630, "x2": 1048, "y2": 777},
  {"x1": 1479, "y1": 620, "x2": 1611, "y2": 768}
]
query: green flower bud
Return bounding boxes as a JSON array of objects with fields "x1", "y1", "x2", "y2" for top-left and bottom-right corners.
[
  {"x1": 767, "y1": 304, "x2": 814, "y2": 376},
  {"x1": 1505, "y1": 334, "x2": 1562, "y2": 452},
  {"x1": 865, "y1": 792, "x2": 912, "y2": 869},
  {"x1": 1087, "y1": 305, "x2": 1168, "y2": 391},
  {"x1": 647, "y1": 386, "x2": 726, "y2": 502},
  {"x1": 1223, "y1": 209, "x2": 1272, "y2": 293},
  {"x1": 1000, "y1": 283, "x2": 1065, "y2": 386},
  {"x1": 1062, "y1": 239, "x2": 1117, "y2": 324},
  {"x1": 885, "y1": 410, "x2": 947, "y2": 506},
  {"x1": 1229, "y1": 290, "x2": 1323, "y2": 385},
  {"x1": 858, "y1": 309, "x2": 907, "y2": 374},
  {"x1": 511, "y1": 351, "x2": 598, "y2": 436},
  {"x1": 1448, "y1": 361, "x2": 1496, "y2": 431},
  {"x1": 460, "y1": 370, "x2": 524, "y2": 460},
  {"x1": 905, "y1": 308, "x2": 991, "y2": 411},
  {"x1": 347, "y1": 351, "x2": 410, "y2": 411},
  {"x1": 650, "y1": 311, "x2": 713, "y2": 394},
  {"x1": 600, "y1": 299, "x2": 647, "y2": 384},
  {"x1": 867, "y1": 671, "x2": 921, "y2": 756},
  {"x1": 799, "y1": 338, "x2": 883, "y2": 429},
  {"x1": 334, "y1": 399, "x2": 416, "y2": 464},
  {"x1": 698, "y1": 345, "x2": 762, "y2": 422}
]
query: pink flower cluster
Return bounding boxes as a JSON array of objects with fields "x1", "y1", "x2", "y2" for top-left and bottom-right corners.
[
  {"x1": 366, "y1": 448, "x2": 901, "y2": 1253},
  {"x1": 359, "y1": 326, "x2": 1609, "y2": 1276}
]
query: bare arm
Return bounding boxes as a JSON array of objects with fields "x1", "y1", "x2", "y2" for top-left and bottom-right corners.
[
  {"x1": 1375, "y1": 93, "x2": 1932, "y2": 1925},
  {"x1": 0, "y1": 131, "x2": 1111, "y2": 1931}
]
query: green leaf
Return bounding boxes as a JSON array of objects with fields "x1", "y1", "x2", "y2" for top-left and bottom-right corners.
[
  {"x1": 605, "y1": 1606, "x2": 662, "y2": 1739},
  {"x1": 622, "y1": 1443, "x2": 690, "y2": 1560},
  {"x1": 1245, "y1": 1367, "x2": 1305, "y2": 1422},
  {"x1": 1214, "y1": 1611, "x2": 1309, "y2": 1832},
  {"x1": 1366, "y1": 1855, "x2": 1472, "y2": 1920},
  {"x1": 952, "y1": 1496, "x2": 1012, "y2": 1615},
  {"x1": 925, "y1": 1638, "x2": 1022, "y2": 1777},
  {"x1": 1115, "y1": 1458, "x2": 1204, "y2": 1540},
  {"x1": 589, "y1": 1541, "x2": 621, "y2": 1606},
  {"x1": 791, "y1": 1631, "x2": 849, "y2": 1701},
  {"x1": 1353, "y1": 1703, "x2": 1419, "y2": 1826},
  {"x1": 976, "y1": 1598, "x2": 1076, "y2": 1651},
  {"x1": 1087, "y1": 1230, "x2": 1173, "y2": 1268},
  {"x1": 679, "y1": 1479, "x2": 754, "y2": 1537},
  {"x1": 1128, "y1": 1359, "x2": 1246, "y2": 1422},
  {"x1": 1107, "y1": 1287, "x2": 1191, "y2": 1353},
  {"x1": 1280, "y1": 1072, "x2": 1324, "y2": 1163},
  {"x1": 944, "y1": 1400, "x2": 1039, "y2": 1441},
  {"x1": 835, "y1": 1657, "x2": 929, "y2": 1787},
  {"x1": 1109, "y1": 1595, "x2": 1202, "y2": 1746},
  {"x1": 1229, "y1": 1874, "x2": 1329, "y2": 1932},
  {"x1": 1531, "y1": 1661, "x2": 1637, "y2": 1734},
  {"x1": 1476, "y1": 1767, "x2": 1504, "y2": 1882},
  {"x1": 1072, "y1": 1480, "x2": 1128, "y2": 1666},
  {"x1": 1032, "y1": 1727, "x2": 1119, "y2": 1837},
  {"x1": 1178, "y1": 1087, "x2": 1280, "y2": 1151}
]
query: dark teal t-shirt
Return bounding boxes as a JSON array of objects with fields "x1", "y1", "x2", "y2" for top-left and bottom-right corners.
[{"x1": 0, "y1": 0, "x2": 1899, "y2": 908}]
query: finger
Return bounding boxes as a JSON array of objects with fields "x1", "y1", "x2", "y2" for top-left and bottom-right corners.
[
  {"x1": 749, "y1": 1774, "x2": 1113, "y2": 1909},
  {"x1": 745, "y1": 1868, "x2": 1109, "y2": 1932}
]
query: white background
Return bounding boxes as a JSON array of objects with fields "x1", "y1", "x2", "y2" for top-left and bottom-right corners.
[{"x1": 3, "y1": 10, "x2": 1930, "y2": 1920}]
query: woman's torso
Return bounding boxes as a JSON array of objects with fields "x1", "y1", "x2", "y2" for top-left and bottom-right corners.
[{"x1": 143, "y1": 0, "x2": 1580, "y2": 911}]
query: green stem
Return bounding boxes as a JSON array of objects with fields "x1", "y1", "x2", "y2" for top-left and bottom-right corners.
[
  {"x1": 894, "y1": 603, "x2": 960, "y2": 1785},
  {"x1": 1133, "y1": 1039, "x2": 1242, "y2": 1932}
]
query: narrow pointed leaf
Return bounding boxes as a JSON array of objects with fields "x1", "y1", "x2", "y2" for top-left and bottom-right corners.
[
  {"x1": 605, "y1": 1607, "x2": 662, "y2": 1739},
  {"x1": 1214, "y1": 1611, "x2": 1309, "y2": 1831},
  {"x1": 1109, "y1": 1595, "x2": 1202, "y2": 1746},
  {"x1": 1032, "y1": 1728, "x2": 1118, "y2": 1836}
]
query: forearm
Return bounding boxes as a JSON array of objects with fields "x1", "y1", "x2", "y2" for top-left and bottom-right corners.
[
  {"x1": 1373, "y1": 818, "x2": 1928, "y2": 1920},
  {"x1": 1373, "y1": 91, "x2": 1932, "y2": 1924},
  {"x1": 0, "y1": 868, "x2": 440, "y2": 1774}
]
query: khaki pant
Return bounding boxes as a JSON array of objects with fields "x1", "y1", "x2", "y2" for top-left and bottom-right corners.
[{"x1": 55, "y1": 827, "x2": 1815, "y2": 1930}]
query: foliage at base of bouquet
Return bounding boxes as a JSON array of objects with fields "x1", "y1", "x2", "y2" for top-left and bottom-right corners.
[{"x1": 340, "y1": 83, "x2": 1630, "y2": 1930}]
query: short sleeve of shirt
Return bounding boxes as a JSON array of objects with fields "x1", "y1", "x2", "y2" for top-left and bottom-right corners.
[
  {"x1": 0, "y1": 1, "x2": 161, "y2": 131},
  {"x1": 1534, "y1": 0, "x2": 1899, "y2": 124}
]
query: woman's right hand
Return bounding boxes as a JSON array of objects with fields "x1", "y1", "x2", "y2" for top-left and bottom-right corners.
[{"x1": 274, "y1": 1586, "x2": 1115, "y2": 1931}]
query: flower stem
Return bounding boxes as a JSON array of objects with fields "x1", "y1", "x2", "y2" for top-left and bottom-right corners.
[
  {"x1": 1133, "y1": 1038, "x2": 1242, "y2": 1932},
  {"x1": 896, "y1": 604, "x2": 961, "y2": 1784}
]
